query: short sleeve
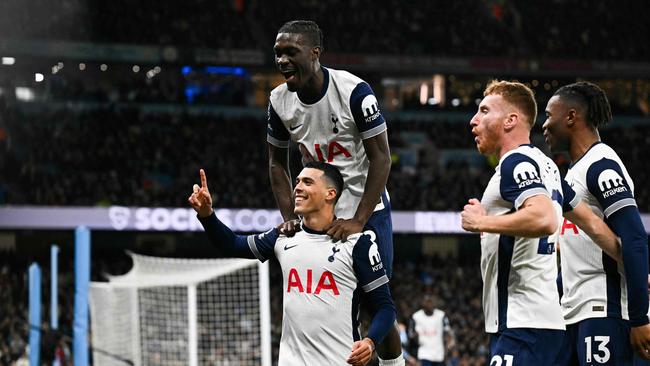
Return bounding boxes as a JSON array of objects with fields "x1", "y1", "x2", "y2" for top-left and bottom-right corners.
[
  {"x1": 561, "y1": 179, "x2": 580, "y2": 213},
  {"x1": 352, "y1": 232, "x2": 389, "y2": 292},
  {"x1": 499, "y1": 153, "x2": 549, "y2": 209},
  {"x1": 443, "y1": 314, "x2": 451, "y2": 332},
  {"x1": 349, "y1": 82, "x2": 387, "y2": 140},
  {"x1": 246, "y1": 228, "x2": 280, "y2": 262},
  {"x1": 586, "y1": 158, "x2": 636, "y2": 218},
  {"x1": 266, "y1": 102, "x2": 290, "y2": 148}
]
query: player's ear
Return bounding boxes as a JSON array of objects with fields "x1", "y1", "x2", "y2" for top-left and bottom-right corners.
[
  {"x1": 311, "y1": 46, "x2": 321, "y2": 61},
  {"x1": 325, "y1": 187, "x2": 337, "y2": 203},
  {"x1": 567, "y1": 109, "x2": 577, "y2": 127},
  {"x1": 504, "y1": 112, "x2": 519, "y2": 131}
]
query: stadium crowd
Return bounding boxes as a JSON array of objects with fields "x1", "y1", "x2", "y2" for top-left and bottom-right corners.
[
  {"x1": 2, "y1": 104, "x2": 649, "y2": 212},
  {"x1": 2, "y1": 0, "x2": 648, "y2": 60}
]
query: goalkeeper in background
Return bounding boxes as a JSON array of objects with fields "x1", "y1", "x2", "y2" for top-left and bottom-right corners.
[{"x1": 188, "y1": 162, "x2": 396, "y2": 366}]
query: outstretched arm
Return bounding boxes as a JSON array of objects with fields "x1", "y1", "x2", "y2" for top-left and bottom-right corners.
[{"x1": 188, "y1": 169, "x2": 269, "y2": 259}]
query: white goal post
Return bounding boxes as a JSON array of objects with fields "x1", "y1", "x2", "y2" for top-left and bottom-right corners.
[{"x1": 89, "y1": 252, "x2": 271, "y2": 366}]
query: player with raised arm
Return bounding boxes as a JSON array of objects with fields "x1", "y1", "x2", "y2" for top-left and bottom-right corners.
[
  {"x1": 543, "y1": 81, "x2": 650, "y2": 365},
  {"x1": 266, "y1": 20, "x2": 403, "y2": 365},
  {"x1": 188, "y1": 162, "x2": 396, "y2": 366},
  {"x1": 461, "y1": 80, "x2": 566, "y2": 365}
]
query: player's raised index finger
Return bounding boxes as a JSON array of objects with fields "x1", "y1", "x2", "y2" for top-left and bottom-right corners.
[{"x1": 200, "y1": 169, "x2": 208, "y2": 188}]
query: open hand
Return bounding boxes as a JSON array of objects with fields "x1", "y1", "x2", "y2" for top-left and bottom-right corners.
[{"x1": 187, "y1": 169, "x2": 213, "y2": 218}]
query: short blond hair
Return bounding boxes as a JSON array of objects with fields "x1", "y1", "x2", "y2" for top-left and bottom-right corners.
[{"x1": 484, "y1": 80, "x2": 537, "y2": 126}]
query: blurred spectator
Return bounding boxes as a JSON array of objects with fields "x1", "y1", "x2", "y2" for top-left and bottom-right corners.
[
  {"x1": 409, "y1": 294, "x2": 455, "y2": 366},
  {"x1": 2, "y1": 104, "x2": 649, "y2": 212},
  {"x1": 2, "y1": 1, "x2": 648, "y2": 60}
]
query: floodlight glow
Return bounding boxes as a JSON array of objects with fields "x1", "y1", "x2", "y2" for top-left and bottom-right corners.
[
  {"x1": 16, "y1": 87, "x2": 35, "y2": 101},
  {"x1": 35, "y1": 73, "x2": 44, "y2": 82}
]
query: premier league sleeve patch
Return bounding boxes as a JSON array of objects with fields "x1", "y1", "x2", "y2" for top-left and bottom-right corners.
[
  {"x1": 499, "y1": 153, "x2": 549, "y2": 209},
  {"x1": 586, "y1": 158, "x2": 636, "y2": 217}
]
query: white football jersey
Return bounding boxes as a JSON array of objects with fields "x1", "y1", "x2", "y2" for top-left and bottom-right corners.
[
  {"x1": 560, "y1": 142, "x2": 636, "y2": 324},
  {"x1": 411, "y1": 309, "x2": 450, "y2": 362},
  {"x1": 480, "y1": 145, "x2": 565, "y2": 333},
  {"x1": 247, "y1": 225, "x2": 390, "y2": 366},
  {"x1": 267, "y1": 66, "x2": 388, "y2": 219}
]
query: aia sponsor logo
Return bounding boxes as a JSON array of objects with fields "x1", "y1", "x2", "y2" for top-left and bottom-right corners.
[
  {"x1": 286, "y1": 268, "x2": 339, "y2": 295},
  {"x1": 560, "y1": 218, "x2": 579, "y2": 235},
  {"x1": 299, "y1": 142, "x2": 351, "y2": 163}
]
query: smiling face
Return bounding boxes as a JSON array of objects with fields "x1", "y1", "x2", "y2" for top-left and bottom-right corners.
[
  {"x1": 542, "y1": 95, "x2": 572, "y2": 153},
  {"x1": 274, "y1": 32, "x2": 319, "y2": 92},
  {"x1": 469, "y1": 94, "x2": 509, "y2": 156},
  {"x1": 293, "y1": 167, "x2": 337, "y2": 216}
]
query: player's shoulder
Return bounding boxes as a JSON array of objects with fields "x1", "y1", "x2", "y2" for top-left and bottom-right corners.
[
  {"x1": 348, "y1": 230, "x2": 377, "y2": 250},
  {"x1": 499, "y1": 145, "x2": 543, "y2": 174},
  {"x1": 269, "y1": 82, "x2": 289, "y2": 98},
  {"x1": 327, "y1": 67, "x2": 368, "y2": 96},
  {"x1": 327, "y1": 67, "x2": 365, "y2": 85},
  {"x1": 269, "y1": 82, "x2": 292, "y2": 109},
  {"x1": 576, "y1": 142, "x2": 618, "y2": 167},
  {"x1": 578, "y1": 143, "x2": 629, "y2": 181},
  {"x1": 349, "y1": 231, "x2": 382, "y2": 260}
]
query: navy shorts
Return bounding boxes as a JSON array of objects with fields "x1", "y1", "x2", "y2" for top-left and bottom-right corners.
[
  {"x1": 363, "y1": 191, "x2": 393, "y2": 278},
  {"x1": 489, "y1": 328, "x2": 565, "y2": 365},
  {"x1": 556, "y1": 317, "x2": 632, "y2": 366},
  {"x1": 634, "y1": 357, "x2": 650, "y2": 366}
]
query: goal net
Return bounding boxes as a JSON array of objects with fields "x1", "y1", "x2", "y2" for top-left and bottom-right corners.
[{"x1": 89, "y1": 252, "x2": 271, "y2": 366}]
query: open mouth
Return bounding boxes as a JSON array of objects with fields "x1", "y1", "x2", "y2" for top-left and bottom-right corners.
[{"x1": 281, "y1": 70, "x2": 297, "y2": 82}]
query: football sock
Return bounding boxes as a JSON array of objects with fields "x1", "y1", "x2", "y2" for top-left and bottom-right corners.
[{"x1": 378, "y1": 353, "x2": 405, "y2": 366}]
